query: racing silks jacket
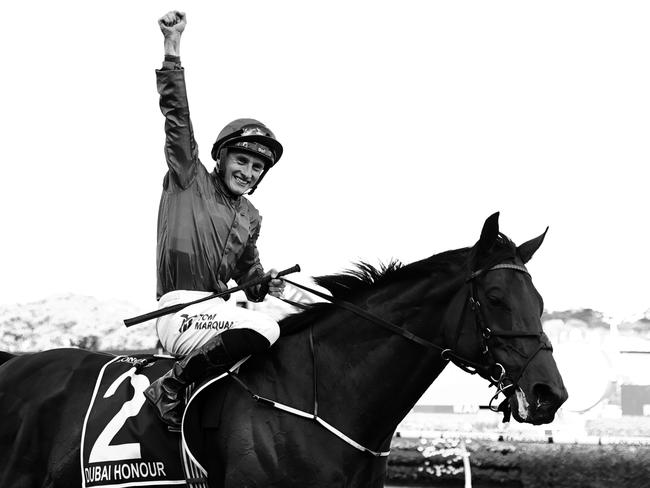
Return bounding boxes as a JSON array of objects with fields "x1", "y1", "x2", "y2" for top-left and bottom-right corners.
[{"x1": 155, "y1": 66, "x2": 267, "y2": 302}]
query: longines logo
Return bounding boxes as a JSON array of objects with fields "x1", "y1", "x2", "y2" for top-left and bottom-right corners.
[{"x1": 178, "y1": 314, "x2": 234, "y2": 333}]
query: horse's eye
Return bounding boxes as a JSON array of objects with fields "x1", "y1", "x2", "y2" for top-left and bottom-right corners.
[
  {"x1": 486, "y1": 295, "x2": 512, "y2": 312},
  {"x1": 486, "y1": 295, "x2": 503, "y2": 306}
]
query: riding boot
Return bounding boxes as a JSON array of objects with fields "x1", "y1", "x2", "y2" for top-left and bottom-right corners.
[{"x1": 144, "y1": 334, "x2": 234, "y2": 428}]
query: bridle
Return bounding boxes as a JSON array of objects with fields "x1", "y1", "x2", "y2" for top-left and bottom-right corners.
[
  {"x1": 463, "y1": 263, "x2": 551, "y2": 416},
  {"x1": 228, "y1": 261, "x2": 550, "y2": 456}
]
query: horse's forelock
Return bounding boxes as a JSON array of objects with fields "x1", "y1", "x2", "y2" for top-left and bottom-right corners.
[{"x1": 471, "y1": 232, "x2": 518, "y2": 271}]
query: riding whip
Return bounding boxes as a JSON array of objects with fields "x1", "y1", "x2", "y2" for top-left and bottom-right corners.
[{"x1": 123, "y1": 264, "x2": 300, "y2": 328}]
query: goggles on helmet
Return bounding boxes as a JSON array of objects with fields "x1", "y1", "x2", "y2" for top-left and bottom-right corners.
[{"x1": 228, "y1": 140, "x2": 275, "y2": 164}]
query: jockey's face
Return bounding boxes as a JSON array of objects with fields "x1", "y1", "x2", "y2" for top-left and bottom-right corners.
[{"x1": 221, "y1": 150, "x2": 266, "y2": 195}]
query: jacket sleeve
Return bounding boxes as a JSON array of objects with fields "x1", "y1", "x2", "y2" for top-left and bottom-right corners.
[
  {"x1": 232, "y1": 217, "x2": 268, "y2": 303},
  {"x1": 156, "y1": 68, "x2": 199, "y2": 190}
]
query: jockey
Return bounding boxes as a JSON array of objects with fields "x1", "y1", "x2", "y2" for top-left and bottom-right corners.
[{"x1": 143, "y1": 10, "x2": 286, "y2": 428}]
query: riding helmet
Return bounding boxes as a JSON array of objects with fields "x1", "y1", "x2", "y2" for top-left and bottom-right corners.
[{"x1": 211, "y1": 118, "x2": 283, "y2": 168}]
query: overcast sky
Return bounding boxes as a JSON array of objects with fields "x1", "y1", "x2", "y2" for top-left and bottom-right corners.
[{"x1": 2, "y1": 1, "x2": 649, "y2": 320}]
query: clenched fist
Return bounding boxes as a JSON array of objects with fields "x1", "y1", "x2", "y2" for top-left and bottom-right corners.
[
  {"x1": 159, "y1": 11, "x2": 186, "y2": 56},
  {"x1": 159, "y1": 11, "x2": 186, "y2": 37}
]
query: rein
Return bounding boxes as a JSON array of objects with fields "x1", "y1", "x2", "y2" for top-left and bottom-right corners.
[{"x1": 230, "y1": 261, "x2": 546, "y2": 457}]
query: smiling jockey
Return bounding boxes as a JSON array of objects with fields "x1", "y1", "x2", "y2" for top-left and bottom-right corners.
[{"x1": 144, "y1": 10, "x2": 286, "y2": 428}]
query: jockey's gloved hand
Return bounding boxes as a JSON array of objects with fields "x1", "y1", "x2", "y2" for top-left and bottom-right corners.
[
  {"x1": 267, "y1": 269, "x2": 285, "y2": 298},
  {"x1": 215, "y1": 281, "x2": 230, "y2": 301}
]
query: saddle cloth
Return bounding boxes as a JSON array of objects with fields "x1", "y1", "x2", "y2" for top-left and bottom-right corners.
[{"x1": 81, "y1": 355, "x2": 211, "y2": 488}]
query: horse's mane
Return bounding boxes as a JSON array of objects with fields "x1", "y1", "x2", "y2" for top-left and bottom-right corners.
[
  {"x1": 279, "y1": 232, "x2": 518, "y2": 337},
  {"x1": 279, "y1": 248, "x2": 469, "y2": 336},
  {"x1": 312, "y1": 260, "x2": 405, "y2": 299}
]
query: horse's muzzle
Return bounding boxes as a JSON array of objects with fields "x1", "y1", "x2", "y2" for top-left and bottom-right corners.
[{"x1": 510, "y1": 382, "x2": 568, "y2": 425}]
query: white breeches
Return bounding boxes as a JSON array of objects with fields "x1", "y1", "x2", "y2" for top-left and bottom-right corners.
[{"x1": 155, "y1": 290, "x2": 280, "y2": 356}]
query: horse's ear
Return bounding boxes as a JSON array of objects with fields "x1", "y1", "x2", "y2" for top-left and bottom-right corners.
[
  {"x1": 477, "y1": 212, "x2": 500, "y2": 256},
  {"x1": 517, "y1": 227, "x2": 549, "y2": 263}
]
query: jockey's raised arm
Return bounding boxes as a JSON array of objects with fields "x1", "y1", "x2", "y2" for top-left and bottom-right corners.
[
  {"x1": 146, "y1": 10, "x2": 286, "y2": 428},
  {"x1": 157, "y1": 11, "x2": 198, "y2": 190}
]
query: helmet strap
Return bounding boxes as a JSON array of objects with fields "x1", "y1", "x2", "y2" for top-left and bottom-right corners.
[
  {"x1": 216, "y1": 147, "x2": 229, "y2": 177},
  {"x1": 248, "y1": 168, "x2": 270, "y2": 195}
]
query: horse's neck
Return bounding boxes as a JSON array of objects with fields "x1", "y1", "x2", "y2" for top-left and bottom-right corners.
[{"x1": 269, "y1": 255, "x2": 468, "y2": 448}]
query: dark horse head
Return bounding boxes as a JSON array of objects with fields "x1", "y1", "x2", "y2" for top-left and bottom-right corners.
[{"x1": 438, "y1": 211, "x2": 568, "y2": 424}]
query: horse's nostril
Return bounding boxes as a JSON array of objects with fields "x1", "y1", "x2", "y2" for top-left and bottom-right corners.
[{"x1": 532, "y1": 383, "x2": 559, "y2": 408}]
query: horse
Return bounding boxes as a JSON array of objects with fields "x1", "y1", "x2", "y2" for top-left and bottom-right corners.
[{"x1": 0, "y1": 212, "x2": 567, "y2": 487}]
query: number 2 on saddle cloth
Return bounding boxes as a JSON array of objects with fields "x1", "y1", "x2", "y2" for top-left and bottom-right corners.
[{"x1": 81, "y1": 355, "x2": 200, "y2": 488}]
